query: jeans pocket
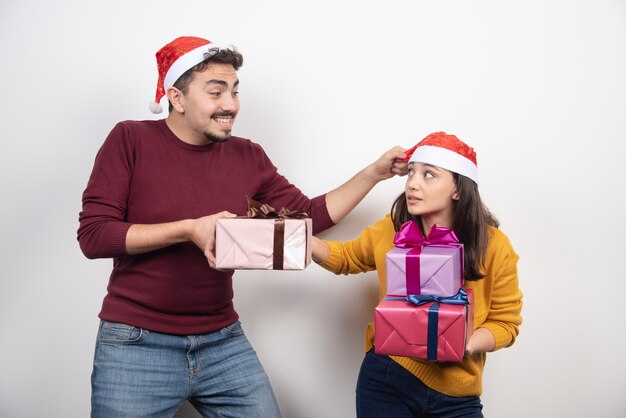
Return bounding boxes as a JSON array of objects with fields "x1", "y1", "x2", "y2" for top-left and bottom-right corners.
[
  {"x1": 220, "y1": 320, "x2": 244, "y2": 337},
  {"x1": 97, "y1": 320, "x2": 145, "y2": 345}
]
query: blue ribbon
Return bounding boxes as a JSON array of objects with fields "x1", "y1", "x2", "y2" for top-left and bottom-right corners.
[{"x1": 384, "y1": 289, "x2": 469, "y2": 361}]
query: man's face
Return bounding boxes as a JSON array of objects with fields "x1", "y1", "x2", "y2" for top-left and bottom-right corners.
[{"x1": 178, "y1": 63, "x2": 240, "y2": 143}]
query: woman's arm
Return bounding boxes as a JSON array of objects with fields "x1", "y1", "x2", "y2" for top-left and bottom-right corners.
[
  {"x1": 313, "y1": 215, "x2": 392, "y2": 276},
  {"x1": 475, "y1": 231, "x2": 524, "y2": 352}
]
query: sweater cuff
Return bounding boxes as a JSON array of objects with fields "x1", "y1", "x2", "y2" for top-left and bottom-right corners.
[
  {"x1": 310, "y1": 194, "x2": 335, "y2": 234},
  {"x1": 110, "y1": 222, "x2": 133, "y2": 255},
  {"x1": 317, "y1": 240, "x2": 344, "y2": 273},
  {"x1": 481, "y1": 323, "x2": 514, "y2": 351}
]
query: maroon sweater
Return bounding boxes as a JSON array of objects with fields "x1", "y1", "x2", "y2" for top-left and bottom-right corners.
[{"x1": 78, "y1": 119, "x2": 334, "y2": 335}]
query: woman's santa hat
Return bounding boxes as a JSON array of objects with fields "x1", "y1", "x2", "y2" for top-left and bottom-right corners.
[
  {"x1": 149, "y1": 36, "x2": 221, "y2": 114},
  {"x1": 403, "y1": 132, "x2": 479, "y2": 184}
]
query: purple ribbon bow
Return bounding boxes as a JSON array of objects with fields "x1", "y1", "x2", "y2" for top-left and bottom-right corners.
[
  {"x1": 393, "y1": 221, "x2": 459, "y2": 248},
  {"x1": 392, "y1": 221, "x2": 463, "y2": 295}
]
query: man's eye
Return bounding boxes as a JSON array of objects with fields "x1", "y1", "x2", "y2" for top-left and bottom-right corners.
[
  {"x1": 233, "y1": 91, "x2": 240, "y2": 96},
  {"x1": 210, "y1": 92, "x2": 221, "y2": 97}
]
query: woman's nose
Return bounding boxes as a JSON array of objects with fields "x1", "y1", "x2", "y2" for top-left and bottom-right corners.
[{"x1": 407, "y1": 175, "x2": 421, "y2": 191}]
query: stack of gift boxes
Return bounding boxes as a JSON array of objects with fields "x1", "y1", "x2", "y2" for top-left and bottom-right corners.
[
  {"x1": 213, "y1": 198, "x2": 473, "y2": 363},
  {"x1": 374, "y1": 221, "x2": 474, "y2": 363}
]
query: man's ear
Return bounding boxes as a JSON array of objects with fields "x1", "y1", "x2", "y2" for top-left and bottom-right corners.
[{"x1": 166, "y1": 87, "x2": 185, "y2": 113}]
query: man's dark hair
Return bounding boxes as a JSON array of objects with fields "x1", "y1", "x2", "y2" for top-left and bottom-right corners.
[{"x1": 168, "y1": 48, "x2": 244, "y2": 111}]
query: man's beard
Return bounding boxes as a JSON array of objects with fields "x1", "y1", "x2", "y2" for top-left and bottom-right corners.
[
  {"x1": 203, "y1": 131, "x2": 231, "y2": 143},
  {"x1": 204, "y1": 112, "x2": 235, "y2": 143}
]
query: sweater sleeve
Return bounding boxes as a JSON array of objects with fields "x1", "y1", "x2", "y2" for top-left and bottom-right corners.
[
  {"x1": 481, "y1": 231, "x2": 524, "y2": 350},
  {"x1": 252, "y1": 145, "x2": 334, "y2": 234},
  {"x1": 317, "y1": 218, "x2": 387, "y2": 275},
  {"x1": 76, "y1": 122, "x2": 135, "y2": 259}
]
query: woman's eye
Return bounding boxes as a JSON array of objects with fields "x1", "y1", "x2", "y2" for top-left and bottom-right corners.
[
  {"x1": 424, "y1": 171, "x2": 434, "y2": 179},
  {"x1": 407, "y1": 169, "x2": 414, "y2": 176}
]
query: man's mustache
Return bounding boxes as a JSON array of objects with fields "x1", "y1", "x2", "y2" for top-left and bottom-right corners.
[{"x1": 212, "y1": 112, "x2": 236, "y2": 118}]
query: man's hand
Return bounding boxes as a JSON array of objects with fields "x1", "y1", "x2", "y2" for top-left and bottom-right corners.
[
  {"x1": 325, "y1": 146, "x2": 409, "y2": 223},
  {"x1": 189, "y1": 211, "x2": 237, "y2": 268},
  {"x1": 367, "y1": 146, "x2": 409, "y2": 181}
]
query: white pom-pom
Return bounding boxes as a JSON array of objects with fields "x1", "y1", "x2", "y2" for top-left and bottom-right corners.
[{"x1": 149, "y1": 101, "x2": 163, "y2": 114}]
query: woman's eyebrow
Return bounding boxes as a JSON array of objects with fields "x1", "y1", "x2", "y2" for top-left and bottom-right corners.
[{"x1": 409, "y1": 162, "x2": 439, "y2": 170}]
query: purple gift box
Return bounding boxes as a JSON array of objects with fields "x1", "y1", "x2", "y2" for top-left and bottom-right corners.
[{"x1": 385, "y1": 221, "x2": 463, "y2": 297}]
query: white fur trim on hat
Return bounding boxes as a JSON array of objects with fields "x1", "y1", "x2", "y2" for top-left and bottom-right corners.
[
  {"x1": 163, "y1": 44, "x2": 221, "y2": 91},
  {"x1": 409, "y1": 145, "x2": 479, "y2": 184}
]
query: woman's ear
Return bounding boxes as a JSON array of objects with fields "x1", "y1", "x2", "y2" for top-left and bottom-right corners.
[{"x1": 452, "y1": 191, "x2": 460, "y2": 201}]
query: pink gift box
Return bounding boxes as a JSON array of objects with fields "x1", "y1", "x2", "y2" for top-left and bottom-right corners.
[
  {"x1": 386, "y1": 245, "x2": 463, "y2": 297},
  {"x1": 374, "y1": 289, "x2": 474, "y2": 362},
  {"x1": 215, "y1": 217, "x2": 312, "y2": 270}
]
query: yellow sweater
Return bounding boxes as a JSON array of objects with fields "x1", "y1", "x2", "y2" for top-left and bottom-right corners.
[{"x1": 318, "y1": 214, "x2": 523, "y2": 397}]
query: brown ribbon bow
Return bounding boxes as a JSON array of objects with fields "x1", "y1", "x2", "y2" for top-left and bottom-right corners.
[{"x1": 246, "y1": 196, "x2": 308, "y2": 269}]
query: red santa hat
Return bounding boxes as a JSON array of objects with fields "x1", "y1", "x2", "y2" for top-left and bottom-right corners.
[
  {"x1": 403, "y1": 132, "x2": 479, "y2": 184},
  {"x1": 149, "y1": 36, "x2": 221, "y2": 114}
]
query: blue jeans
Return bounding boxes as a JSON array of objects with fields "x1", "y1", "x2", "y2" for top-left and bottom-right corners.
[
  {"x1": 356, "y1": 350, "x2": 483, "y2": 418},
  {"x1": 91, "y1": 320, "x2": 281, "y2": 418}
]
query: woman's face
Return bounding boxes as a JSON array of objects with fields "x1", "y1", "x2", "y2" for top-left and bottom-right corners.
[{"x1": 405, "y1": 162, "x2": 459, "y2": 222}]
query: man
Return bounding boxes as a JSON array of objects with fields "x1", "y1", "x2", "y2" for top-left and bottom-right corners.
[{"x1": 78, "y1": 36, "x2": 407, "y2": 417}]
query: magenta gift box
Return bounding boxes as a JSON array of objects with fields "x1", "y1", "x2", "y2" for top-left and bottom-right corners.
[
  {"x1": 386, "y1": 245, "x2": 463, "y2": 297},
  {"x1": 374, "y1": 289, "x2": 474, "y2": 363},
  {"x1": 215, "y1": 217, "x2": 312, "y2": 270}
]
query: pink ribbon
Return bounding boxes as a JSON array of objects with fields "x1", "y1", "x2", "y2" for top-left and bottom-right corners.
[{"x1": 393, "y1": 221, "x2": 463, "y2": 294}]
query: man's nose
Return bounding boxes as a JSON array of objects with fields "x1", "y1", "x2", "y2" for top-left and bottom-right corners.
[{"x1": 219, "y1": 92, "x2": 237, "y2": 111}]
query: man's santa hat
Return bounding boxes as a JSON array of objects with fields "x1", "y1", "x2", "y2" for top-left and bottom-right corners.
[
  {"x1": 403, "y1": 132, "x2": 479, "y2": 184},
  {"x1": 149, "y1": 36, "x2": 221, "y2": 114}
]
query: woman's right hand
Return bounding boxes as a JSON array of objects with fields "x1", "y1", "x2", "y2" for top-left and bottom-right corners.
[{"x1": 312, "y1": 236, "x2": 331, "y2": 263}]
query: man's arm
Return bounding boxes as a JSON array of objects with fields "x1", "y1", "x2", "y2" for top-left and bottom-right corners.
[
  {"x1": 325, "y1": 146, "x2": 407, "y2": 223},
  {"x1": 125, "y1": 211, "x2": 236, "y2": 268},
  {"x1": 126, "y1": 146, "x2": 406, "y2": 265}
]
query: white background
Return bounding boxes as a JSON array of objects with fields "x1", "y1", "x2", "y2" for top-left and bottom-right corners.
[{"x1": 1, "y1": 1, "x2": 625, "y2": 417}]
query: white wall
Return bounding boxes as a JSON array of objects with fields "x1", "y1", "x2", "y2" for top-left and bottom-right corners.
[{"x1": 1, "y1": 1, "x2": 625, "y2": 417}]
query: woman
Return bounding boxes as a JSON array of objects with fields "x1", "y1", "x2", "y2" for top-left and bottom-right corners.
[{"x1": 312, "y1": 132, "x2": 523, "y2": 418}]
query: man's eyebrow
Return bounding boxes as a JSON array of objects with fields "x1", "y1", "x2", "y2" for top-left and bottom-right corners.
[
  {"x1": 206, "y1": 79, "x2": 240, "y2": 88},
  {"x1": 206, "y1": 79, "x2": 228, "y2": 87}
]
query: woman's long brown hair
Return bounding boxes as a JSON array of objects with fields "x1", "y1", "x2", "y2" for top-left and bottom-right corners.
[{"x1": 390, "y1": 173, "x2": 499, "y2": 281}]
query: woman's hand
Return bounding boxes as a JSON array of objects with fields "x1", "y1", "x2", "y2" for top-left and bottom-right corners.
[
  {"x1": 312, "y1": 236, "x2": 331, "y2": 263},
  {"x1": 465, "y1": 327, "x2": 496, "y2": 356}
]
